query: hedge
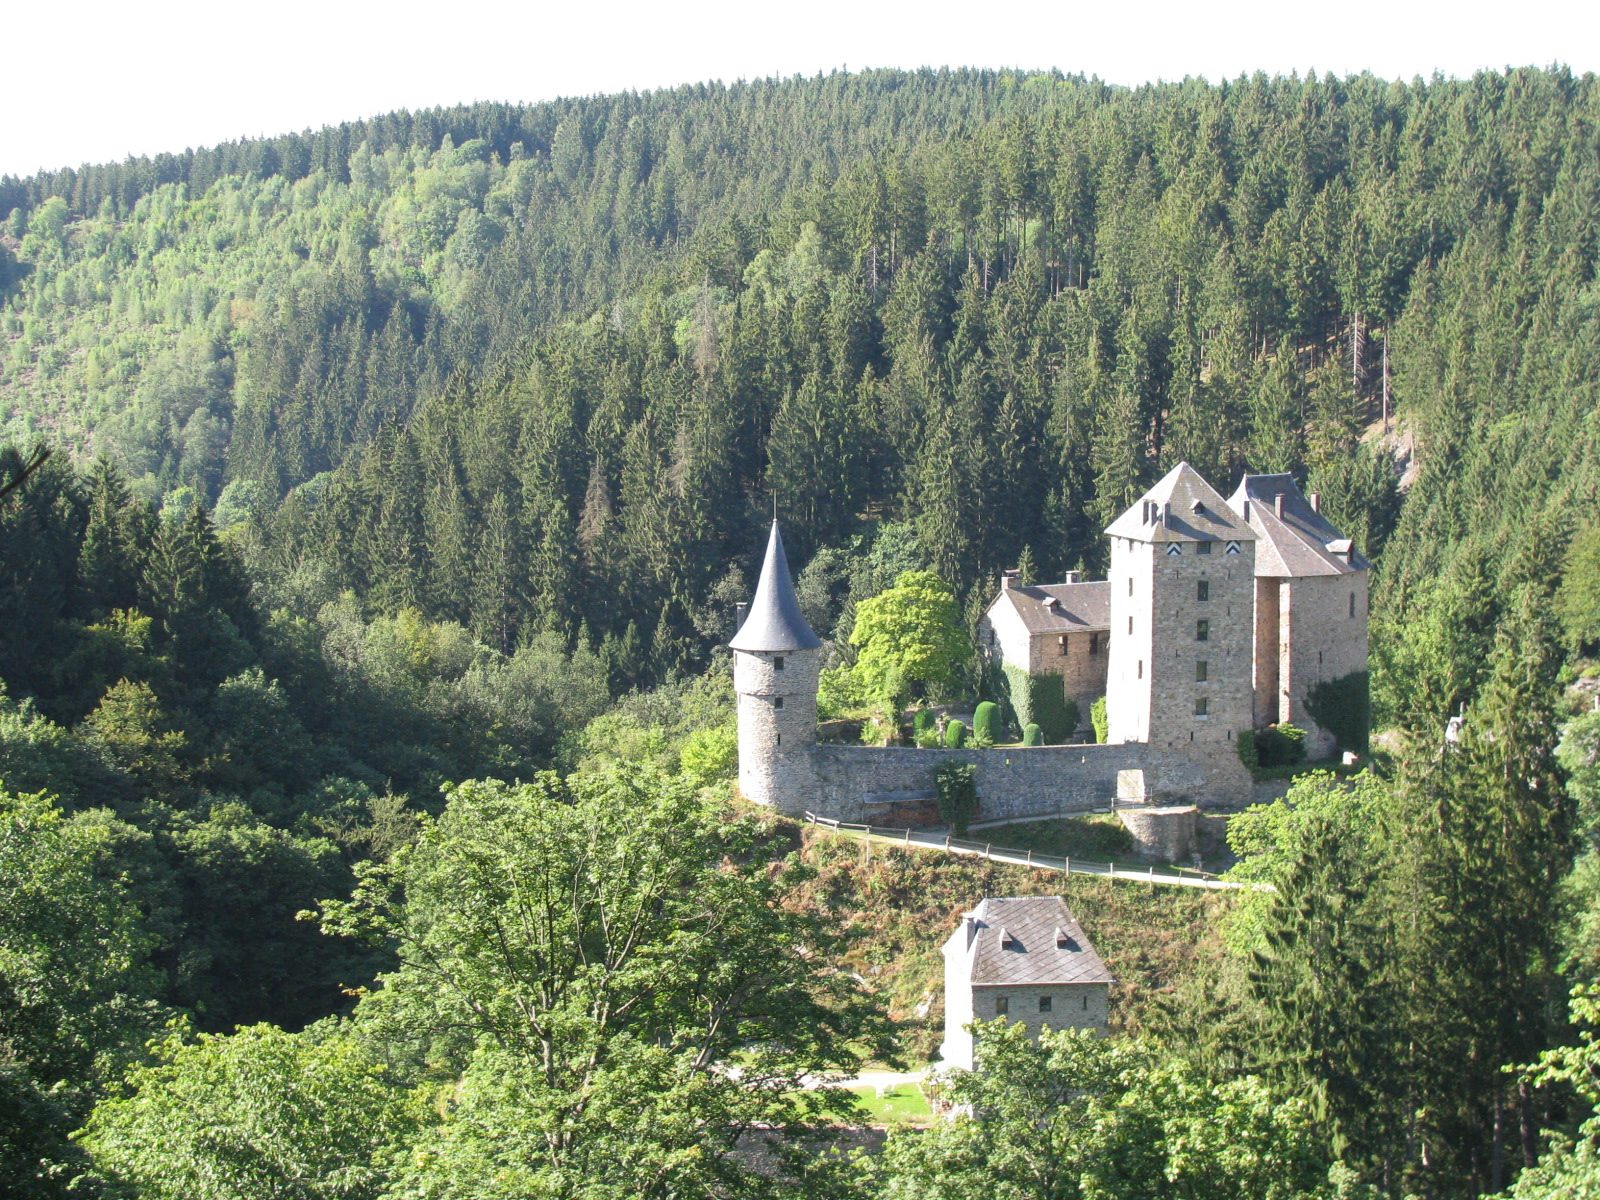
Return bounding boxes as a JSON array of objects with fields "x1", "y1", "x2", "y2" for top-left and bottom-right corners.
[{"x1": 1022, "y1": 723, "x2": 1043, "y2": 746}]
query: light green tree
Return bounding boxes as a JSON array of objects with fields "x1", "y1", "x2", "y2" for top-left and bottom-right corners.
[{"x1": 848, "y1": 569, "x2": 970, "y2": 707}]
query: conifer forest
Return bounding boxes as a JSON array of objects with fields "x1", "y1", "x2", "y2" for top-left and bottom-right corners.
[{"x1": 2, "y1": 67, "x2": 1600, "y2": 1198}]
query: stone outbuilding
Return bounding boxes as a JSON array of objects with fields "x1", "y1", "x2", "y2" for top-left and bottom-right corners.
[
  {"x1": 1227, "y1": 474, "x2": 1370, "y2": 759},
  {"x1": 940, "y1": 895, "x2": 1113, "y2": 1071},
  {"x1": 979, "y1": 573, "x2": 1109, "y2": 737}
]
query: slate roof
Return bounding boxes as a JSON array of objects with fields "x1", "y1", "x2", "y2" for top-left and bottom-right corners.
[
  {"x1": 1226, "y1": 474, "x2": 1370, "y2": 578},
  {"x1": 994, "y1": 581, "x2": 1111, "y2": 634},
  {"x1": 729, "y1": 521, "x2": 823, "y2": 653},
  {"x1": 1104, "y1": 462, "x2": 1256, "y2": 545},
  {"x1": 944, "y1": 896, "x2": 1114, "y2": 988}
]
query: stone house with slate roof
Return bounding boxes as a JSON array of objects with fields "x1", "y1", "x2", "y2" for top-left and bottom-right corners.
[
  {"x1": 979, "y1": 574, "x2": 1109, "y2": 736},
  {"x1": 940, "y1": 896, "x2": 1113, "y2": 1071}
]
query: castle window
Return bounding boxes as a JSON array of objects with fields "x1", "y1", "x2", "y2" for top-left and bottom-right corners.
[
  {"x1": 1128, "y1": 616, "x2": 1133, "y2": 635},
  {"x1": 1038, "y1": 995, "x2": 1052, "y2": 1013},
  {"x1": 773, "y1": 697, "x2": 784, "y2": 709},
  {"x1": 995, "y1": 996, "x2": 1009, "y2": 1016},
  {"x1": 1196, "y1": 619, "x2": 1210, "y2": 642},
  {"x1": 1082, "y1": 993, "x2": 1089, "y2": 1011},
  {"x1": 1197, "y1": 580, "x2": 1210, "y2": 602},
  {"x1": 1128, "y1": 577, "x2": 1133, "y2": 596},
  {"x1": 1196, "y1": 660, "x2": 1208, "y2": 682},
  {"x1": 1195, "y1": 697, "x2": 1209, "y2": 717},
  {"x1": 774, "y1": 656, "x2": 785, "y2": 670},
  {"x1": 1197, "y1": 541, "x2": 1212, "y2": 555},
  {"x1": 1350, "y1": 592, "x2": 1356, "y2": 618},
  {"x1": 1089, "y1": 633, "x2": 1101, "y2": 656},
  {"x1": 1138, "y1": 659, "x2": 1143, "y2": 679},
  {"x1": 1058, "y1": 635, "x2": 1069, "y2": 656},
  {"x1": 775, "y1": 734, "x2": 781, "y2": 746}
]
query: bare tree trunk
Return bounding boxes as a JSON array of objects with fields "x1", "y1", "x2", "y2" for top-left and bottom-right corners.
[{"x1": 1382, "y1": 331, "x2": 1390, "y2": 433}]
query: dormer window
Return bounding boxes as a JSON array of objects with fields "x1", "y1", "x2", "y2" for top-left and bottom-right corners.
[
  {"x1": 1054, "y1": 927, "x2": 1074, "y2": 949},
  {"x1": 1000, "y1": 927, "x2": 1016, "y2": 949}
]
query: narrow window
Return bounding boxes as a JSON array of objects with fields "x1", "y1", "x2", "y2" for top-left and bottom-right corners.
[
  {"x1": 773, "y1": 655, "x2": 785, "y2": 670},
  {"x1": 1194, "y1": 697, "x2": 1208, "y2": 717},
  {"x1": 1038, "y1": 995, "x2": 1052, "y2": 1014},
  {"x1": 1196, "y1": 619, "x2": 1210, "y2": 642},
  {"x1": 1196, "y1": 660, "x2": 1208, "y2": 682},
  {"x1": 1128, "y1": 577, "x2": 1133, "y2": 596},
  {"x1": 1089, "y1": 633, "x2": 1101, "y2": 656},
  {"x1": 1349, "y1": 592, "x2": 1356, "y2": 618},
  {"x1": 773, "y1": 697, "x2": 784, "y2": 709},
  {"x1": 1058, "y1": 634, "x2": 1068, "y2": 656},
  {"x1": 1082, "y1": 993, "x2": 1088, "y2": 1011},
  {"x1": 1197, "y1": 579, "x2": 1210, "y2": 602},
  {"x1": 1197, "y1": 541, "x2": 1212, "y2": 555},
  {"x1": 1128, "y1": 616, "x2": 1133, "y2": 635},
  {"x1": 1137, "y1": 659, "x2": 1143, "y2": 679},
  {"x1": 995, "y1": 996, "x2": 1009, "y2": 1016},
  {"x1": 775, "y1": 733, "x2": 781, "y2": 746}
]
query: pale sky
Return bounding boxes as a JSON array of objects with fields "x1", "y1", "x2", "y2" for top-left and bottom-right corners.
[{"x1": 5, "y1": 0, "x2": 1596, "y2": 179}]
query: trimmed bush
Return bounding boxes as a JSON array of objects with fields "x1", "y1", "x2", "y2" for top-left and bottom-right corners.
[
  {"x1": 972, "y1": 701, "x2": 1000, "y2": 746},
  {"x1": 1003, "y1": 666, "x2": 1075, "y2": 743},
  {"x1": 1256, "y1": 723, "x2": 1308, "y2": 767},
  {"x1": 1236, "y1": 728, "x2": 1260, "y2": 771},
  {"x1": 912, "y1": 708, "x2": 935, "y2": 738},
  {"x1": 935, "y1": 760, "x2": 979, "y2": 834},
  {"x1": 1090, "y1": 696, "x2": 1108, "y2": 744},
  {"x1": 1023, "y1": 723, "x2": 1043, "y2": 746},
  {"x1": 944, "y1": 719, "x2": 967, "y2": 748}
]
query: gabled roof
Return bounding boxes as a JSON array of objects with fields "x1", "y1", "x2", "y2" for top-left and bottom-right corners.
[
  {"x1": 992, "y1": 581, "x2": 1111, "y2": 635},
  {"x1": 942, "y1": 896, "x2": 1114, "y2": 988},
  {"x1": 1104, "y1": 463, "x2": 1255, "y2": 545},
  {"x1": 1226, "y1": 474, "x2": 1370, "y2": 578},
  {"x1": 729, "y1": 521, "x2": 822, "y2": 653}
]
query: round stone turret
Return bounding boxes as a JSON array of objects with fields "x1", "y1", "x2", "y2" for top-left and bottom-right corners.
[{"x1": 730, "y1": 521, "x2": 821, "y2": 812}]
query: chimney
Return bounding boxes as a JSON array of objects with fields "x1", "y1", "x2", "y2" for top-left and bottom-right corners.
[
  {"x1": 1000, "y1": 569, "x2": 1019, "y2": 592},
  {"x1": 964, "y1": 915, "x2": 979, "y2": 950},
  {"x1": 1274, "y1": 493, "x2": 1285, "y2": 519},
  {"x1": 1242, "y1": 499, "x2": 1251, "y2": 521},
  {"x1": 999, "y1": 927, "x2": 1016, "y2": 949},
  {"x1": 1310, "y1": 491, "x2": 1320, "y2": 513},
  {"x1": 1063, "y1": 569, "x2": 1081, "y2": 585},
  {"x1": 1054, "y1": 926, "x2": 1074, "y2": 950}
]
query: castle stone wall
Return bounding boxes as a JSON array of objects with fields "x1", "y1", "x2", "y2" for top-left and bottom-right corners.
[
  {"x1": 1117, "y1": 805, "x2": 1198, "y2": 861},
  {"x1": 1281, "y1": 573, "x2": 1369, "y2": 757},
  {"x1": 797, "y1": 742, "x2": 1249, "y2": 824}
]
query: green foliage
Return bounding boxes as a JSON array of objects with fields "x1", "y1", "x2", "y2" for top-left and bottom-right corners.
[
  {"x1": 1304, "y1": 671, "x2": 1370, "y2": 755},
  {"x1": 1090, "y1": 695, "x2": 1108, "y2": 744},
  {"x1": 1493, "y1": 986, "x2": 1600, "y2": 1199},
  {"x1": 972, "y1": 700, "x2": 1000, "y2": 746},
  {"x1": 912, "y1": 707, "x2": 934, "y2": 738},
  {"x1": 849, "y1": 570, "x2": 970, "y2": 706},
  {"x1": 873, "y1": 1024, "x2": 1348, "y2": 1200},
  {"x1": 1559, "y1": 711, "x2": 1600, "y2": 845},
  {"x1": 935, "y1": 761, "x2": 978, "y2": 835},
  {"x1": 943, "y1": 719, "x2": 967, "y2": 749},
  {"x1": 1002, "y1": 665, "x2": 1077, "y2": 743},
  {"x1": 677, "y1": 722, "x2": 737, "y2": 787},
  {"x1": 1023, "y1": 723, "x2": 1042, "y2": 746},
  {"x1": 1236, "y1": 728, "x2": 1261, "y2": 771},
  {"x1": 1556, "y1": 525, "x2": 1600, "y2": 653},
  {"x1": 1255, "y1": 723, "x2": 1308, "y2": 767},
  {"x1": 317, "y1": 768, "x2": 888, "y2": 1197},
  {"x1": 77, "y1": 1021, "x2": 421, "y2": 1200}
]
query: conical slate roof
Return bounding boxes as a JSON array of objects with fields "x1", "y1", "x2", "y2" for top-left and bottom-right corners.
[{"x1": 729, "y1": 521, "x2": 822, "y2": 652}]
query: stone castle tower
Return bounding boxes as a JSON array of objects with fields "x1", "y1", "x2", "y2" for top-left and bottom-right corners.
[
  {"x1": 729, "y1": 521, "x2": 822, "y2": 811},
  {"x1": 1104, "y1": 463, "x2": 1256, "y2": 752}
]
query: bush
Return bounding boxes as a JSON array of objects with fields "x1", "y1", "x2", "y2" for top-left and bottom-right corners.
[
  {"x1": 1090, "y1": 696, "x2": 1108, "y2": 744},
  {"x1": 1256, "y1": 724, "x2": 1308, "y2": 767},
  {"x1": 1022, "y1": 723, "x2": 1043, "y2": 746},
  {"x1": 915, "y1": 729, "x2": 942, "y2": 749},
  {"x1": 679, "y1": 724, "x2": 737, "y2": 786},
  {"x1": 935, "y1": 761, "x2": 979, "y2": 834},
  {"x1": 972, "y1": 701, "x2": 1000, "y2": 746},
  {"x1": 1304, "y1": 671, "x2": 1370, "y2": 754},
  {"x1": 1236, "y1": 729, "x2": 1260, "y2": 771},
  {"x1": 1002, "y1": 667, "x2": 1076, "y2": 743},
  {"x1": 912, "y1": 708, "x2": 935, "y2": 739},
  {"x1": 944, "y1": 720, "x2": 967, "y2": 748}
]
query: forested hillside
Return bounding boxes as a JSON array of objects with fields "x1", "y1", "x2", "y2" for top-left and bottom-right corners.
[{"x1": 3, "y1": 66, "x2": 1600, "y2": 1200}]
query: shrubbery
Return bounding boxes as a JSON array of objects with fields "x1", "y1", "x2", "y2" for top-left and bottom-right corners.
[
  {"x1": 1256, "y1": 724, "x2": 1308, "y2": 767},
  {"x1": 935, "y1": 761, "x2": 979, "y2": 834},
  {"x1": 1304, "y1": 671, "x2": 1370, "y2": 754},
  {"x1": 1090, "y1": 696, "x2": 1108, "y2": 744},
  {"x1": 1023, "y1": 723, "x2": 1043, "y2": 746},
  {"x1": 1236, "y1": 728, "x2": 1260, "y2": 771},
  {"x1": 944, "y1": 720, "x2": 967, "y2": 748},
  {"x1": 972, "y1": 701, "x2": 1000, "y2": 746}
]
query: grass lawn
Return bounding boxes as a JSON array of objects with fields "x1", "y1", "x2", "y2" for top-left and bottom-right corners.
[
  {"x1": 845, "y1": 1083, "x2": 934, "y2": 1126},
  {"x1": 983, "y1": 814, "x2": 1135, "y2": 861}
]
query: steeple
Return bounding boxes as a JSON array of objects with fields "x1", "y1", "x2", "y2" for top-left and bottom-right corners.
[{"x1": 730, "y1": 521, "x2": 821, "y2": 652}]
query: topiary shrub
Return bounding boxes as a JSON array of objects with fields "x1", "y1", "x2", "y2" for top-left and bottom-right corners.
[
  {"x1": 1236, "y1": 728, "x2": 1260, "y2": 771},
  {"x1": 1023, "y1": 723, "x2": 1043, "y2": 746},
  {"x1": 972, "y1": 701, "x2": 1000, "y2": 746},
  {"x1": 944, "y1": 719, "x2": 967, "y2": 748},
  {"x1": 912, "y1": 708, "x2": 935, "y2": 739},
  {"x1": 1256, "y1": 723, "x2": 1308, "y2": 767},
  {"x1": 1090, "y1": 696, "x2": 1108, "y2": 744},
  {"x1": 935, "y1": 760, "x2": 979, "y2": 835}
]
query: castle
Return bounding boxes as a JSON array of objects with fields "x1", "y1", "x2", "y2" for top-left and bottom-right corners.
[{"x1": 731, "y1": 464, "x2": 1368, "y2": 823}]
